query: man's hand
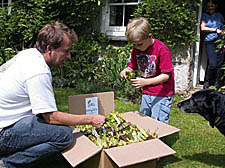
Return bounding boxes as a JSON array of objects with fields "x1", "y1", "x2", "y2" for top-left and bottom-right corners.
[{"x1": 90, "y1": 114, "x2": 106, "y2": 128}]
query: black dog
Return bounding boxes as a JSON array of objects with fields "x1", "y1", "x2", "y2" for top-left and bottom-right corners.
[{"x1": 177, "y1": 89, "x2": 225, "y2": 136}]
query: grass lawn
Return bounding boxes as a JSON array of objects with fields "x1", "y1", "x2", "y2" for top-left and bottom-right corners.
[{"x1": 54, "y1": 88, "x2": 225, "y2": 168}]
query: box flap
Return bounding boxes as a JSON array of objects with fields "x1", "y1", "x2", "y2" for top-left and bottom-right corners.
[
  {"x1": 62, "y1": 129, "x2": 101, "y2": 167},
  {"x1": 68, "y1": 91, "x2": 114, "y2": 115},
  {"x1": 121, "y1": 111, "x2": 180, "y2": 138},
  {"x1": 104, "y1": 139, "x2": 175, "y2": 167}
]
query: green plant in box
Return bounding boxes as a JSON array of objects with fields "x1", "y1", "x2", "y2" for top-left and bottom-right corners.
[{"x1": 76, "y1": 112, "x2": 158, "y2": 148}]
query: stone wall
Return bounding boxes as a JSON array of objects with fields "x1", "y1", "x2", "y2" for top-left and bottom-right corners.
[
  {"x1": 174, "y1": 63, "x2": 191, "y2": 93},
  {"x1": 171, "y1": 45, "x2": 193, "y2": 93}
]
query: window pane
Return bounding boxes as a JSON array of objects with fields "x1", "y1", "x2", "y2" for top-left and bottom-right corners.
[
  {"x1": 124, "y1": 0, "x2": 138, "y2": 2},
  {"x1": 124, "y1": 5, "x2": 136, "y2": 26},
  {"x1": 109, "y1": 0, "x2": 122, "y2": 3},
  {"x1": 1, "y1": 0, "x2": 8, "y2": 7},
  {"x1": 109, "y1": 5, "x2": 123, "y2": 26}
]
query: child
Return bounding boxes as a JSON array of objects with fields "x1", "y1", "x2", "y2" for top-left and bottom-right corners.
[{"x1": 120, "y1": 17, "x2": 175, "y2": 124}]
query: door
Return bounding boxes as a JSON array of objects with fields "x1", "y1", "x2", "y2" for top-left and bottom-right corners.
[{"x1": 198, "y1": 0, "x2": 225, "y2": 84}]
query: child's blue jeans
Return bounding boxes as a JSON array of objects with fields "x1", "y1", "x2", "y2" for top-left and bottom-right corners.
[
  {"x1": 140, "y1": 94, "x2": 174, "y2": 124},
  {"x1": 0, "y1": 115, "x2": 73, "y2": 168}
]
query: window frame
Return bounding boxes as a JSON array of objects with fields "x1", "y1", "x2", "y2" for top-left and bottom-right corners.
[
  {"x1": 101, "y1": 0, "x2": 141, "y2": 41},
  {"x1": 0, "y1": 0, "x2": 12, "y2": 14}
]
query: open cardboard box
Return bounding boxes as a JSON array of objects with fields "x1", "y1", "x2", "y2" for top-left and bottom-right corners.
[{"x1": 62, "y1": 92, "x2": 180, "y2": 168}]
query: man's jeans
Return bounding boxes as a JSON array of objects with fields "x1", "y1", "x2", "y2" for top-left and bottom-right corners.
[
  {"x1": 140, "y1": 94, "x2": 174, "y2": 124},
  {"x1": 0, "y1": 115, "x2": 73, "y2": 168}
]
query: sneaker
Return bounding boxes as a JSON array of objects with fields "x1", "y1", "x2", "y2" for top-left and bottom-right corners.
[{"x1": 0, "y1": 160, "x2": 6, "y2": 168}]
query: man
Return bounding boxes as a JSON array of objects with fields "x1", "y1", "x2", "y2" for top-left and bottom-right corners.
[{"x1": 0, "y1": 22, "x2": 106, "y2": 168}]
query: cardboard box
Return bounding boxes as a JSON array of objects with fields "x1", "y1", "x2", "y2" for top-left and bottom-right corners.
[{"x1": 62, "y1": 91, "x2": 180, "y2": 168}]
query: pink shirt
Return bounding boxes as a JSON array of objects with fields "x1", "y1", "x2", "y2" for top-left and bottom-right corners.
[{"x1": 128, "y1": 38, "x2": 175, "y2": 97}]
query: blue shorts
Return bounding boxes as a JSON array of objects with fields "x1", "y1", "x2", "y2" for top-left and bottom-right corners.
[{"x1": 140, "y1": 94, "x2": 174, "y2": 124}]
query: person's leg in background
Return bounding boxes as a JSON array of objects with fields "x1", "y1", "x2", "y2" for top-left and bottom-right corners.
[
  {"x1": 215, "y1": 44, "x2": 225, "y2": 89},
  {"x1": 204, "y1": 41, "x2": 217, "y2": 89},
  {"x1": 0, "y1": 115, "x2": 73, "y2": 168}
]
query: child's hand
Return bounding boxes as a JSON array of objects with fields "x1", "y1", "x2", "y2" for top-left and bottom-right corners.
[
  {"x1": 131, "y1": 78, "x2": 148, "y2": 88},
  {"x1": 120, "y1": 68, "x2": 133, "y2": 79}
]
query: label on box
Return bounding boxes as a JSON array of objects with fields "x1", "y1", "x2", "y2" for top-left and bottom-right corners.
[{"x1": 85, "y1": 97, "x2": 98, "y2": 114}]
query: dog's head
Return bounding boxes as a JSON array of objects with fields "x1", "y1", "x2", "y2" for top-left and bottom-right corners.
[{"x1": 177, "y1": 89, "x2": 225, "y2": 127}]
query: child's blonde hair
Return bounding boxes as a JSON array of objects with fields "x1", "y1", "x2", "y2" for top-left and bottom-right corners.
[{"x1": 125, "y1": 17, "x2": 152, "y2": 43}]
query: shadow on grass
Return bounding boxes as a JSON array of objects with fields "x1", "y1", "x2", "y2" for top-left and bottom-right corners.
[
  {"x1": 157, "y1": 155, "x2": 182, "y2": 167},
  {"x1": 33, "y1": 132, "x2": 83, "y2": 168},
  {"x1": 156, "y1": 133, "x2": 182, "y2": 167},
  {"x1": 160, "y1": 132, "x2": 180, "y2": 147},
  {"x1": 183, "y1": 152, "x2": 225, "y2": 167},
  {"x1": 33, "y1": 153, "x2": 73, "y2": 168},
  {"x1": 33, "y1": 153, "x2": 83, "y2": 168}
]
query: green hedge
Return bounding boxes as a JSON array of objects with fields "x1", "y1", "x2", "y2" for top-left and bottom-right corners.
[
  {"x1": 0, "y1": 0, "x2": 101, "y2": 63},
  {"x1": 134, "y1": 0, "x2": 200, "y2": 48}
]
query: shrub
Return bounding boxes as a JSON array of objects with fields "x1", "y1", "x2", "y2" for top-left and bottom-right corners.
[
  {"x1": 134, "y1": 0, "x2": 199, "y2": 48},
  {"x1": 0, "y1": 0, "x2": 102, "y2": 64},
  {"x1": 97, "y1": 44, "x2": 142, "y2": 102},
  {"x1": 51, "y1": 36, "x2": 102, "y2": 88}
]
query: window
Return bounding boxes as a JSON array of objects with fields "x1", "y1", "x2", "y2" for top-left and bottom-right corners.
[
  {"x1": 101, "y1": 0, "x2": 141, "y2": 41},
  {"x1": 0, "y1": 0, "x2": 11, "y2": 8},
  {"x1": 0, "y1": 0, "x2": 12, "y2": 14}
]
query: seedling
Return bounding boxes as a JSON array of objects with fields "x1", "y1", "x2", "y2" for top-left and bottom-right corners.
[{"x1": 76, "y1": 112, "x2": 158, "y2": 148}]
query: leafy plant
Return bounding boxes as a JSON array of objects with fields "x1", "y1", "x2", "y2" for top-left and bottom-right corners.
[
  {"x1": 134, "y1": 0, "x2": 199, "y2": 48},
  {"x1": 0, "y1": 0, "x2": 102, "y2": 64},
  {"x1": 76, "y1": 112, "x2": 158, "y2": 148},
  {"x1": 216, "y1": 33, "x2": 225, "y2": 53},
  {"x1": 0, "y1": 48, "x2": 17, "y2": 65},
  {"x1": 51, "y1": 36, "x2": 102, "y2": 87},
  {"x1": 96, "y1": 44, "x2": 142, "y2": 102}
]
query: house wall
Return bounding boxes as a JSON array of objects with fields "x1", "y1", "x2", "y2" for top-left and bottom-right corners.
[{"x1": 171, "y1": 46, "x2": 193, "y2": 93}]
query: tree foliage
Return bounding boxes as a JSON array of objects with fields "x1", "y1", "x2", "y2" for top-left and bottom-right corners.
[
  {"x1": 0, "y1": 0, "x2": 101, "y2": 64},
  {"x1": 134, "y1": 0, "x2": 200, "y2": 48}
]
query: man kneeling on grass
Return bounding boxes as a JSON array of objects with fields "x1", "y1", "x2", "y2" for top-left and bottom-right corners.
[{"x1": 0, "y1": 22, "x2": 106, "y2": 168}]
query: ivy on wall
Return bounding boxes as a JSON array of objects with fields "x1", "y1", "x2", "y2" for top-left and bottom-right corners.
[
  {"x1": 134, "y1": 0, "x2": 200, "y2": 48},
  {"x1": 0, "y1": 0, "x2": 101, "y2": 64}
]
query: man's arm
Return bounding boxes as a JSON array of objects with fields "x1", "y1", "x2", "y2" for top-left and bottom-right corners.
[
  {"x1": 42, "y1": 112, "x2": 106, "y2": 128},
  {"x1": 27, "y1": 74, "x2": 106, "y2": 128}
]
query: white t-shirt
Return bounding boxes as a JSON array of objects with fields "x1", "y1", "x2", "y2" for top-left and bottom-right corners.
[{"x1": 0, "y1": 48, "x2": 57, "y2": 129}]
